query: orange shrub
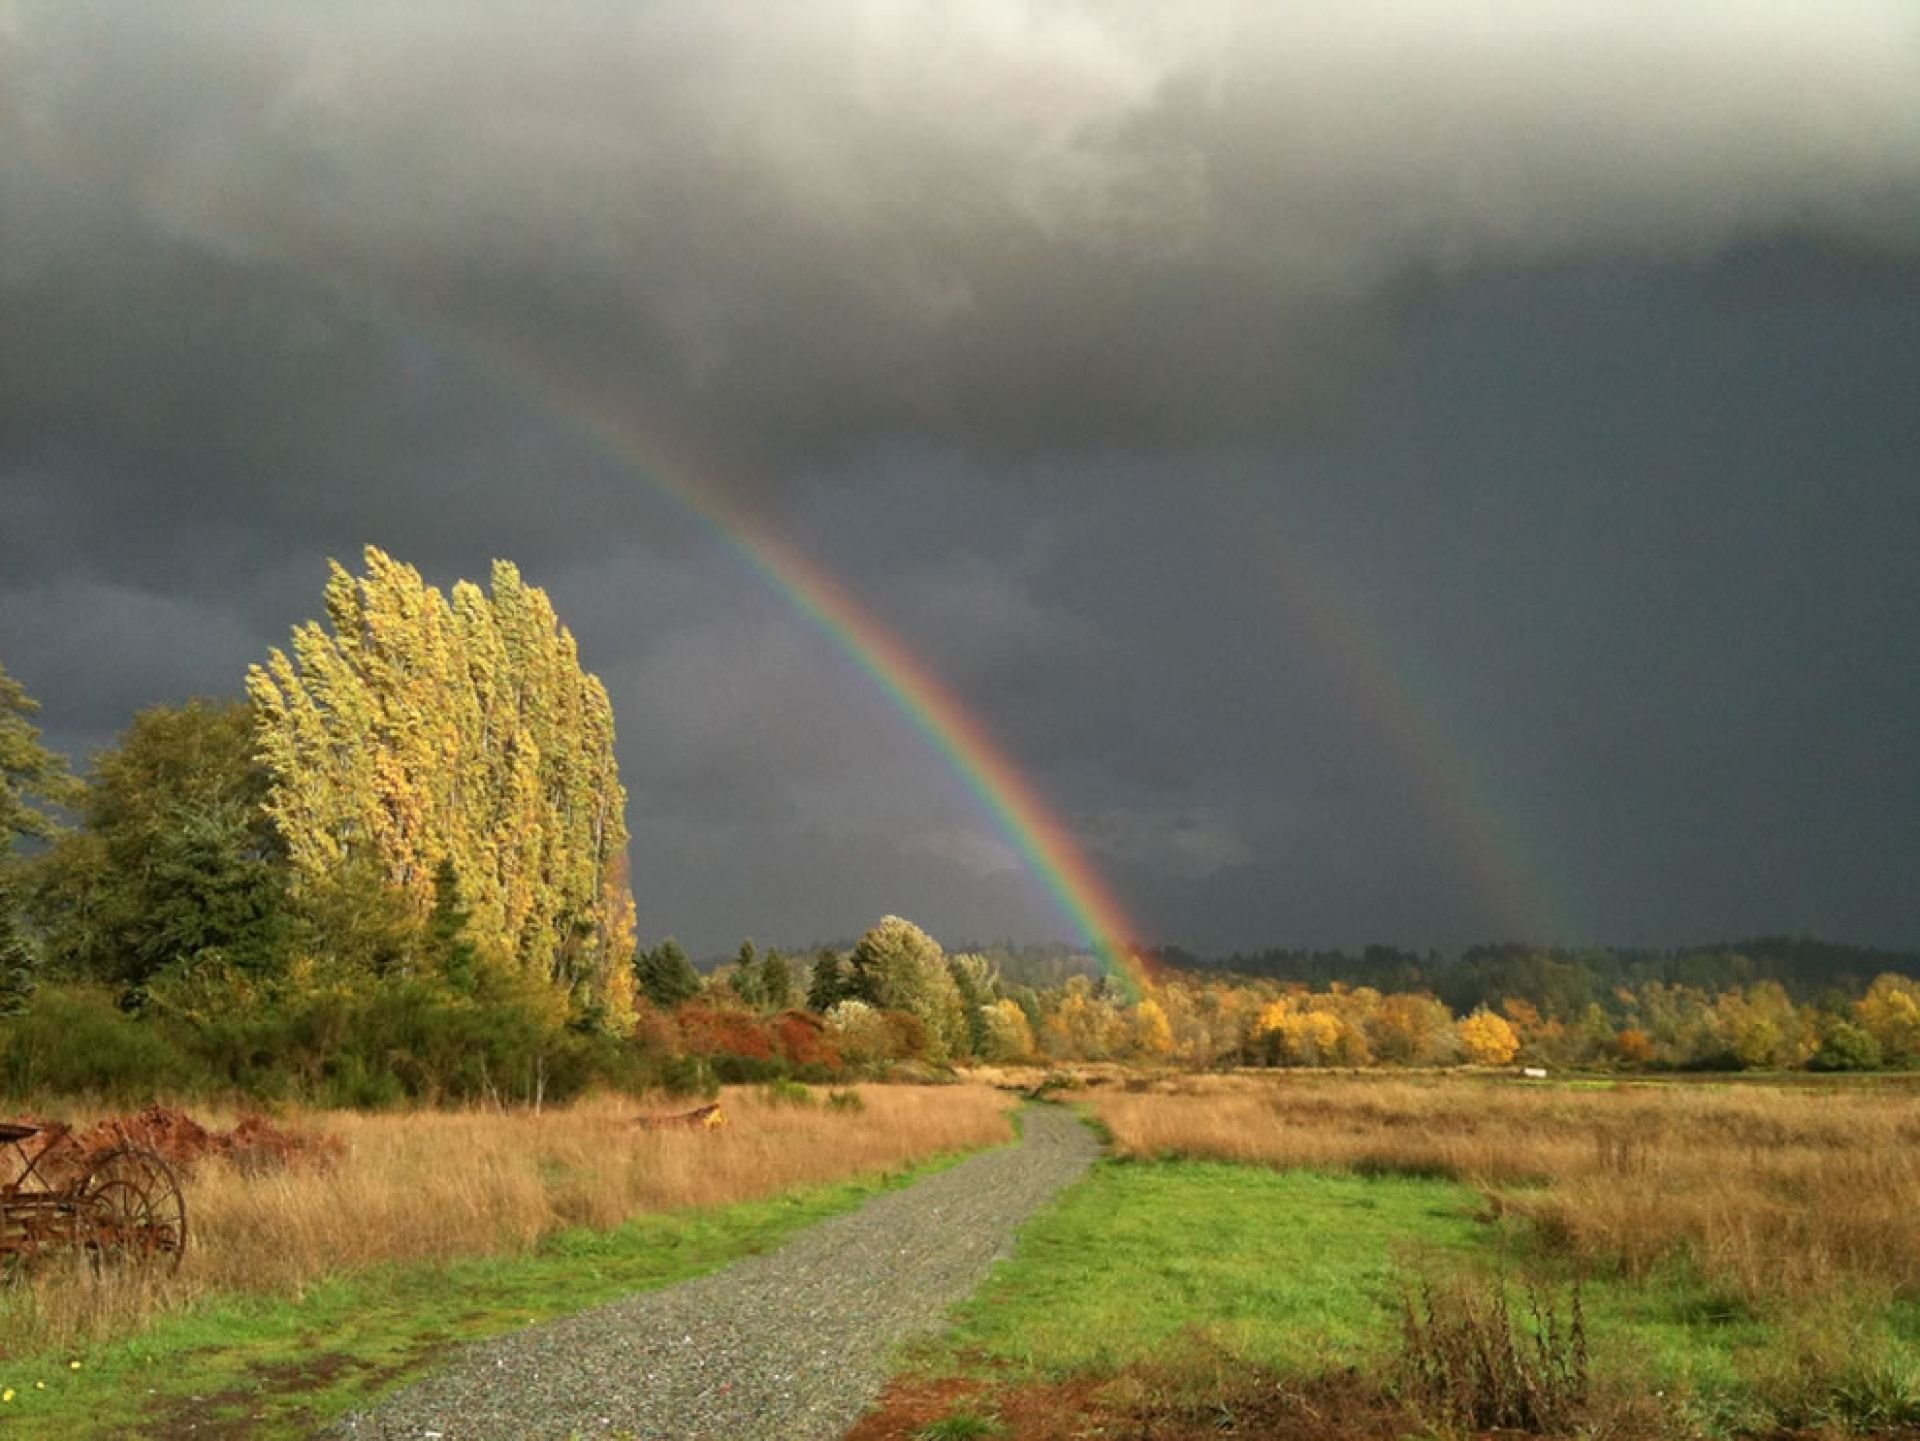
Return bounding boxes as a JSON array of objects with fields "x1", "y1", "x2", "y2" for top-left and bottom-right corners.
[{"x1": 677, "y1": 1003, "x2": 775, "y2": 1060}]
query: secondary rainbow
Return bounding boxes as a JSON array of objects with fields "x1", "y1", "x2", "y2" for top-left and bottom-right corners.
[{"x1": 1227, "y1": 482, "x2": 1568, "y2": 941}]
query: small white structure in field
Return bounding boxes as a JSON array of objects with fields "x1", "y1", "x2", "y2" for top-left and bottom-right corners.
[{"x1": 1520, "y1": 1066, "x2": 1549, "y2": 1079}]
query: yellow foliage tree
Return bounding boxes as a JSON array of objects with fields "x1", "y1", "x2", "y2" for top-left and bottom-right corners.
[
  {"x1": 1457, "y1": 1008, "x2": 1521, "y2": 1066},
  {"x1": 247, "y1": 548, "x2": 636, "y2": 1026},
  {"x1": 1044, "y1": 978, "x2": 1123, "y2": 1061},
  {"x1": 1857, "y1": 974, "x2": 1920, "y2": 1065},
  {"x1": 981, "y1": 997, "x2": 1036, "y2": 1062},
  {"x1": 1252, "y1": 997, "x2": 1364, "y2": 1066},
  {"x1": 1130, "y1": 997, "x2": 1175, "y2": 1060}
]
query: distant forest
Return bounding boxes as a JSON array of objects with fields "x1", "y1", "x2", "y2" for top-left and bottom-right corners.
[
  {"x1": 1164, "y1": 936, "x2": 1920, "y2": 1015},
  {"x1": 880, "y1": 936, "x2": 1920, "y2": 1017}
]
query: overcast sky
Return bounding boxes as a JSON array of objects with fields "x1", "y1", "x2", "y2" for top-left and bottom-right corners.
[{"x1": 3, "y1": 2, "x2": 1917, "y2": 956}]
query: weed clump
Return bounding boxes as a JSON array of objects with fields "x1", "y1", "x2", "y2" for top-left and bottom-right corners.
[
  {"x1": 828, "y1": 1088, "x2": 866, "y2": 1114},
  {"x1": 760, "y1": 1078, "x2": 815, "y2": 1108},
  {"x1": 915, "y1": 1413, "x2": 1004, "y2": 1440},
  {"x1": 1398, "y1": 1274, "x2": 1588, "y2": 1433},
  {"x1": 1743, "y1": 1295, "x2": 1920, "y2": 1433}
]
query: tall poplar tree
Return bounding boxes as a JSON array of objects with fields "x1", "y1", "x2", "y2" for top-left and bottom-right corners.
[{"x1": 247, "y1": 547, "x2": 637, "y2": 1025}]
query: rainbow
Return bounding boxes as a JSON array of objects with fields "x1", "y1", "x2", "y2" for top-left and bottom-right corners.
[
  {"x1": 1223, "y1": 478, "x2": 1567, "y2": 942},
  {"x1": 429, "y1": 348, "x2": 1159, "y2": 997}
]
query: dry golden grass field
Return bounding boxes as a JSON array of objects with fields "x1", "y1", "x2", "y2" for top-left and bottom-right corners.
[
  {"x1": 1077, "y1": 1070, "x2": 1920, "y2": 1307},
  {"x1": 1, "y1": 1082, "x2": 1016, "y2": 1359}
]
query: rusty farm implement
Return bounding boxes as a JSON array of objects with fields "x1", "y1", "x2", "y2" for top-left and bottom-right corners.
[{"x1": 0, "y1": 1121, "x2": 187, "y2": 1274}]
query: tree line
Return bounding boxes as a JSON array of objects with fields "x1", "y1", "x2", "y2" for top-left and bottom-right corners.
[{"x1": 3, "y1": 546, "x2": 1916, "y2": 1106}]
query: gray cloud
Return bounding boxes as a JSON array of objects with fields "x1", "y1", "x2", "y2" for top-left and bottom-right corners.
[{"x1": 7, "y1": 1, "x2": 1917, "y2": 469}]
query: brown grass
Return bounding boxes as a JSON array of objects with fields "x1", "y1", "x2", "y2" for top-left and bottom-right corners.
[
  {"x1": 1081, "y1": 1072, "x2": 1920, "y2": 1305},
  {"x1": 1, "y1": 1082, "x2": 1015, "y2": 1358}
]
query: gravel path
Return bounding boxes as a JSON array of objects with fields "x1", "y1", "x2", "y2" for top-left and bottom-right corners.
[{"x1": 331, "y1": 1104, "x2": 1096, "y2": 1441}]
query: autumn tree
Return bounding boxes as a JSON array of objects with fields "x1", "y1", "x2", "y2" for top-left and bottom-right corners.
[
  {"x1": 1365, "y1": 991, "x2": 1458, "y2": 1065},
  {"x1": 1129, "y1": 996, "x2": 1176, "y2": 1060},
  {"x1": 247, "y1": 548, "x2": 637, "y2": 1025},
  {"x1": 847, "y1": 916, "x2": 968, "y2": 1059},
  {"x1": 1856, "y1": 974, "x2": 1920, "y2": 1066},
  {"x1": 980, "y1": 997, "x2": 1036, "y2": 1061},
  {"x1": 1457, "y1": 1008, "x2": 1521, "y2": 1066},
  {"x1": 1252, "y1": 995, "x2": 1368, "y2": 1066},
  {"x1": 823, "y1": 997, "x2": 893, "y2": 1066},
  {"x1": 1043, "y1": 976, "x2": 1124, "y2": 1061},
  {"x1": 946, "y1": 951, "x2": 998, "y2": 1058}
]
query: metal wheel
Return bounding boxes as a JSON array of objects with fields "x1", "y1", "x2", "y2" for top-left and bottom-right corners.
[{"x1": 79, "y1": 1147, "x2": 187, "y2": 1274}]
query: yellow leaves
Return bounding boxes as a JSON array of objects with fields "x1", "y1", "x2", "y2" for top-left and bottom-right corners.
[
  {"x1": 1251, "y1": 996, "x2": 1368, "y2": 1066},
  {"x1": 1857, "y1": 974, "x2": 1920, "y2": 1063},
  {"x1": 252, "y1": 547, "x2": 636, "y2": 1023},
  {"x1": 1131, "y1": 997, "x2": 1175, "y2": 1058},
  {"x1": 982, "y1": 998, "x2": 1036, "y2": 1062},
  {"x1": 1457, "y1": 1008, "x2": 1521, "y2": 1066},
  {"x1": 1252, "y1": 998, "x2": 1293, "y2": 1038}
]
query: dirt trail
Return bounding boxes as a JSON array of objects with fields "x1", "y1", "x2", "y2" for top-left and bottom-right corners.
[{"x1": 332, "y1": 1103, "x2": 1097, "y2": 1441}]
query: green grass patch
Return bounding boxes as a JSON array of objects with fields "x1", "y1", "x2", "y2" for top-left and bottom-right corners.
[
  {"x1": 932, "y1": 1160, "x2": 1487, "y2": 1377},
  {"x1": 907, "y1": 1155, "x2": 1881, "y2": 1432},
  {"x1": 0, "y1": 1157, "x2": 965, "y2": 1440}
]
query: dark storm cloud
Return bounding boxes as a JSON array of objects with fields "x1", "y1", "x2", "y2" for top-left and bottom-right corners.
[
  {"x1": 6, "y1": 1, "x2": 1918, "y2": 471},
  {"x1": 0, "y1": 179, "x2": 656, "y2": 589}
]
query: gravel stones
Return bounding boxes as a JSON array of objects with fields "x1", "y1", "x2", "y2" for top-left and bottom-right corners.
[{"x1": 332, "y1": 1103, "x2": 1097, "y2": 1441}]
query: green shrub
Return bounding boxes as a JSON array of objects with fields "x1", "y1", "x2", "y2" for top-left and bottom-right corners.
[
  {"x1": 710, "y1": 1052, "x2": 787, "y2": 1085},
  {"x1": 761, "y1": 1077, "x2": 815, "y2": 1107},
  {"x1": 1809, "y1": 1022, "x2": 1882, "y2": 1072},
  {"x1": 827, "y1": 1087, "x2": 866, "y2": 1114},
  {"x1": 658, "y1": 1054, "x2": 719, "y2": 1099},
  {"x1": 0, "y1": 986, "x2": 215, "y2": 1102}
]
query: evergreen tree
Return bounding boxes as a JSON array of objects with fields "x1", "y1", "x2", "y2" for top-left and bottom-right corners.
[
  {"x1": 32, "y1": 701, "x2": 292, "y2": 988},
  {"x1": 425, "y1": 858, "x2": 480, "y2": 992},
  {"x1": 0, "y1": 658, "x2": 78, "y2": 854},
  {"x1": 0, "y1": 659, "x2": 78, "y2": 1008},
  {"x1": 729, "y1": 939, "x2": 764, "y2": 1008},
  {"x1": 758, "y1": 947, "x2": 793, "y2": 1011},
  {"x1": 247, "y1": 548, "x2": 637, "y2": 1025},
  {"x1": 0, "y1": 869, "x2": 34, "y2": 1016},
  {"x1": 636, "y1": 937, "x2": 701, "y2": 1008},
  {"x1": 807, "y1": 948, "x2": 850, "y2": 1012}
]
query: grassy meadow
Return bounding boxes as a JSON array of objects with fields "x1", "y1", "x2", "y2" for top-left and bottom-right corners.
[
  {"x1": 0, "y1": 1082, "x2": 1015, "y2": 1437},
  {"x1": 857, "y1": 1071, "x2": 1920, "y2": 1441}
]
